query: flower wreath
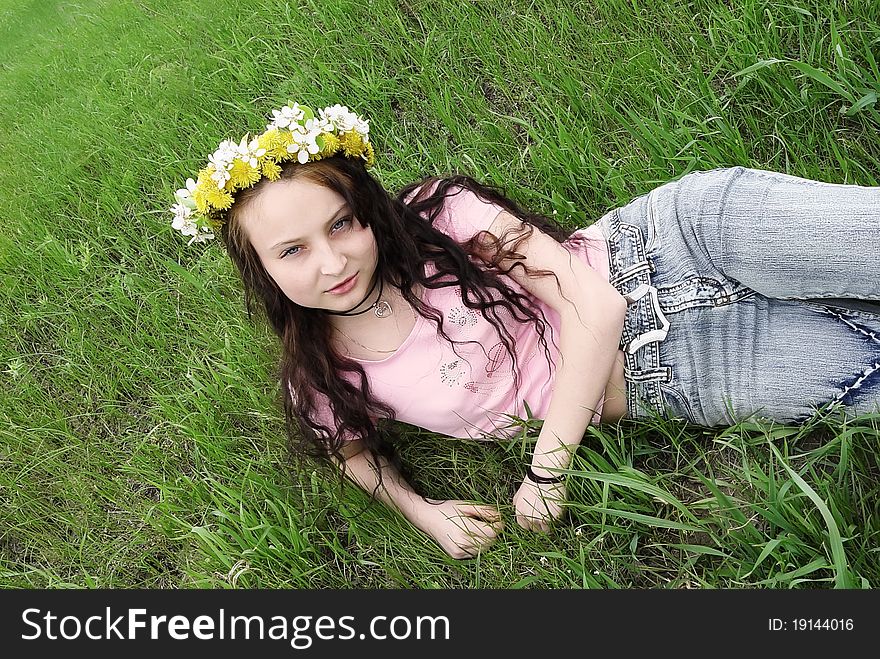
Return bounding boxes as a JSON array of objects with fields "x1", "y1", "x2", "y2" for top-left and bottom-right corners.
[{"x1": 170, "y1": 103, "x2": 374, "y2": 244}]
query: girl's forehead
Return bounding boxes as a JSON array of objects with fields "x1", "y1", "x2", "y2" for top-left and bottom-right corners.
[
  {"x1": 259, "y1": 177, "x2": 333, "y2": 211},
  {"x1": 242, "y1": 179, "x2": 344, "y2": 244}
]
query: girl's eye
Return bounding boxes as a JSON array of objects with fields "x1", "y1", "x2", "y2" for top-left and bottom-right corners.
[
  {"x1": 280, "y1": 218, "x2": 352, "y2": 258},
  {"x1": 331, "y1": 217, "x2": 352, "y2": 232}
]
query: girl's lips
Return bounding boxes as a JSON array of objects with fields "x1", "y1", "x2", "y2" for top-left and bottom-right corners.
[{"x1": 327, "y1": 272, "x2": 358, "y2": 294}]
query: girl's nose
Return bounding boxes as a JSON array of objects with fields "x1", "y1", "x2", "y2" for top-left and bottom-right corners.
[{"x1": 318, "y1": 244, "x2": 347, "y2": 275}]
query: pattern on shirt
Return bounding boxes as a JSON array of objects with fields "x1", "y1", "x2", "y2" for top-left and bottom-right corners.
[
  {"x1": 463, "y1": 341, "x2": 509, "y2": 394},
  {"x1": 439, "y1": 285, "x2": 517, "y2": 396},
  {"x1": 439, "y1": 359, "x2": 465, "y2": 386},
  {"x1": 448, "y1": 306, "x2": 479, "y2": 327}
]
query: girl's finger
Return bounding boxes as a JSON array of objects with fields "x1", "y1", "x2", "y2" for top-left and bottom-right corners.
[
  {"x1": 516, "y1": 512, "x2": 548, "y2": 533},
  {"x1": 481, "y1": 521, "x2": 502, "y2": 539},
  {"x1": 457, "y1": 531, "x2": 496, "y2": 557},
  {"x1": 460, "y1": 504, "x2": 501, "y2": 521},
  {"x1": 469, "y1": 518, "x2": 501, "y2": 540}
]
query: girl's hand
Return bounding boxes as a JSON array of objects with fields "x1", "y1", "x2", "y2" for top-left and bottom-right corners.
[
  {"x1": 513, "y1": 478, "x2": 566, "y2": 532},
  {"x1": 419, "y1": 500, "x2": 504, "y2": 560}
]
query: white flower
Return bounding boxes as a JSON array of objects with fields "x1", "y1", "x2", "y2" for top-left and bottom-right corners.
[
  {"x1": 287, "y1": 129, "x2": 320, "y2": 164},
  {"x1": 210, "y1": 139, "x2": 238, "y2": 163},
  {"x1": 174, "y1": 178, "x2": 198, "y2": 210},
  {"x1": 316, "y1": 116, "x2": 334, "y2": 133},
  {"x1": 170, "y1": 201, "x2": 214, "y2": 244},
  {"x1": 208, "y1": 139, "x2": 238, "y2": 189},
  {"x1": 247, "y1": 137, "x2": 266, "y2": 166},
  {"x1": 231, "y1": 135, "x2": 266, "y2": 168},
  {"x1": 267, "y1": 103, "x2": 304, "y2": 130},
  {"x1": 171, "y1": 202, "x2": 191, "y2": 219},
  {"x1": 539, "y1": 556, "x2": 548, "y2": 566},
  {"x1": 171, "y1": 204, "x2": 196, "y2": 235},
  {"x1": 321, "y1": 104, "x2": 356, "y2": 132},
  {"x1": 188, "y1": 229, "x2": 214, "y2": 245},
  {"x1": 211, "y1": 169, "x2": 229, "y2": 189},
  {"x1": 303, "y1": 117, "x2": 323, "y2": 134}
]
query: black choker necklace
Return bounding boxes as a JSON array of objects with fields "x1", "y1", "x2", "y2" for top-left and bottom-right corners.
[{"x1": 323, "y1": 274, "x2": 393, "y2": 318}]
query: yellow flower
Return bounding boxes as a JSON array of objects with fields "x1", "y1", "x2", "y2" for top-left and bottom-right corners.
[
  {"x1": 193, "y1": 166, "x2": 233, "y2": 211},
  {"x1": 172, "y1": 104, "x2": 379, "y2": 245},
  {"x1": 205, "y1": 186, "x2": 234, "y2": 210},
  {"x1": 274, "y1": 130, "x2": 297, "y2": 160},
  {"x1": 193, "y1": 190, "x2": 209, "y2": 214},
  {"x1": 339, "y1": 130, "x2": 365, "y2": 158},
  {"x1": 261, "y1": 160, "x2": 282, "y2": 181},
  {"x1": 193, "y1": 167, "x2": 219, "y2": 214},
  {"x1": 258, "y1": 128, "x2": 290, "y2": 160},
  {"x1": 319, "y1": 132, "x2": 340, "y2": 156},
  {"x1": 228, "y1": 158, "x2": 262, "y2": 188}
]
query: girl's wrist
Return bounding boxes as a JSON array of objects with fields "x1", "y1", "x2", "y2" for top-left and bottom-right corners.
[
  {"x1": 405, "y1": 496, "x2": 444, "y2": 534},
  {"x1": 529, "y1": 449, "x2": 571, "y2": 480},
  {"x1": 525, "y1": 465, "x2": 565, "y2": 485},
  {"x1": 532, "y1": 435, "x2": 576, "y2": 475}
]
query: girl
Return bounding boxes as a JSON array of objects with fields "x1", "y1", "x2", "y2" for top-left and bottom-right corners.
[{"x1": 170, "y1": 103, "x2": 880, "y2": 560}]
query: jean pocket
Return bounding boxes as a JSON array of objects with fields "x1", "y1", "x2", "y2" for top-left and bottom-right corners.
[{"x1": 659, "y1": 383, "x2": 695, "y2": 422}]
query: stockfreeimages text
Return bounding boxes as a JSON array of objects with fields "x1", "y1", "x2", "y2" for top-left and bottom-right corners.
[{"x1": 21, "y1": 607, "x2": 450, "y2": 649}]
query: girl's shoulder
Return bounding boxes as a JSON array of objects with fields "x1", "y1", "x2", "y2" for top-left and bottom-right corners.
[
  {"x1": 403, "y1": 178, "x2": 504, "y2": 244},
  {"x1": 401, "y1": 178, "x2": 441, "y2": 205}
]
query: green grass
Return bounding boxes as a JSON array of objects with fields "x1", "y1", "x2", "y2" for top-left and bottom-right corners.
[{"x1": 1, "y1": 0, "x2": 879, "y2": 588}]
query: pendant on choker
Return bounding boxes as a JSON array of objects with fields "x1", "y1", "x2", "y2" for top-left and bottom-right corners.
[{"x1": 374, "y1": 300, "x2": 393, "y2": 318}]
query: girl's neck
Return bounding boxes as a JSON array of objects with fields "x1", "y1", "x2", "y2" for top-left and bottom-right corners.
[
  {"x1": 328, "y1": 280, "x2": 418, "y2": 334},
  {"x1": 328, "y1": 282, "x2": 423, "y2": 359}
]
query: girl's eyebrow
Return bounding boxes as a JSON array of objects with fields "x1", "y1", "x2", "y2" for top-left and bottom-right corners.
[{"x1": 270, "y1": 203, "x2": 349, "y2": 250}]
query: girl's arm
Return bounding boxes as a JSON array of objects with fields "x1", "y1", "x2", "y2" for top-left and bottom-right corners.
[
  {"x1": 478, "y1": 211, "x2": 628, "y2": 530},
  {"x1": 332, "y1": 439, "x2": 504, "y2": 559},
  {"x1": 513, "y1": 291, "x2": 625, "y2": 531},
  {"x1": 531, "y1": 291, "x2": 626, "y2": 474}
]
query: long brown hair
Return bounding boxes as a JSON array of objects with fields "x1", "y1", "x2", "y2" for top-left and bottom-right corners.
[{"x1": 220, "y1": 154, "x2": 572, "y2": 491}]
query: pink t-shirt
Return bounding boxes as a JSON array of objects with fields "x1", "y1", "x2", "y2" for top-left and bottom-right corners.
[{"x1": 302, "y1": 184, "x2": 611, "y2": 441}]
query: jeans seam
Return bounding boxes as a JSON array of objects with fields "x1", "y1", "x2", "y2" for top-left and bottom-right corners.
[
  {"x1": 715, "y1": 167, "x2": 744, "y2": 276},
  {"x1": 659, "y1": 382, "x2": 695, "y2": 421},
  {"x1": 820, "y1": 307, "x2": 880, "y2": 345},
  {"x1": 828, "y1": 361, "x2": 880, "y2": 411},
  {"x1": 811, "y1": 306, "x2": 880, "y2": 321}
]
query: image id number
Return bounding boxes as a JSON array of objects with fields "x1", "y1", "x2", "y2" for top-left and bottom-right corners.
[{"x1": 769, "y1": 618, "x2": 854, "y2": 631}]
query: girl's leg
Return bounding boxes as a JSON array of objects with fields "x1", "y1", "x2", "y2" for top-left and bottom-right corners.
[
  {"x1": 657, "y1": 296, "x2": 880, "y2": 426},
  {"x1": 609, "y1": 168, "x2": 880, "y2": 425},
  {"x1": 669, "y1": 167, "x2": 880, "y2": 301}
]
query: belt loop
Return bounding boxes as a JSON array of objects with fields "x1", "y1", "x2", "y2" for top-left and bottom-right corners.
[
  {"x1": 612, "y1": 261, "x2": 653, "y2": 287},
  {"x1": 623, "y1": 284, "x2": 671, "y2": 354},
  {"x1": 624, "y1": 365, "x2": 673, "y2": 383}
]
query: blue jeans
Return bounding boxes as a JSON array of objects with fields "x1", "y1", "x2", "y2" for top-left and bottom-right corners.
[{"x1": 595, "y1": 167, "x2": 880, "y2": 426}]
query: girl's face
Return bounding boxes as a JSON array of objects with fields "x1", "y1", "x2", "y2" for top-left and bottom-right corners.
[{"x1": 241, "y1": 177, "x2": 379, "y2": 313}]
